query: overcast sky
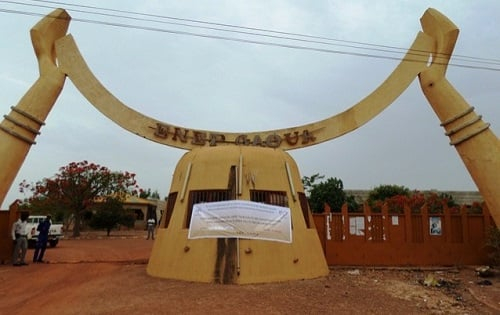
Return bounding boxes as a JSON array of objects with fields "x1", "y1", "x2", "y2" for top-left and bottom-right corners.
[{"x1": 1, "y1": 1, "x2": 499, "y2": 208}]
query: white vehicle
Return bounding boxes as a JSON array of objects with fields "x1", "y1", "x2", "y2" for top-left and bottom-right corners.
[{"x1": 26, "y1": 215, "x2": 64, "y2": 248}]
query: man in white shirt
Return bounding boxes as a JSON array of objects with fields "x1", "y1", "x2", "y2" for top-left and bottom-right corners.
[
  {"x1": 147, "y1": 218, "x2": 156, "y2": 240},
  {"x1": 11, "y1": 211, "x2": 30, "y2": 266}
]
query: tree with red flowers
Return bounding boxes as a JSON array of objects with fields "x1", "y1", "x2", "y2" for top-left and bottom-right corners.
[{"x1": 19, "y1": 161, "x2": 141, "y2": 237}]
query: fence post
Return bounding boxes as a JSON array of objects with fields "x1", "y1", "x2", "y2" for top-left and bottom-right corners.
[
  {"x1": 382, "y1": 203, "x2": 390, "y2": 241},
  {"x1": 404, "y1": 205, "x2": 412, "y2": 242},
  {"x1": 444, "y1": 205, "x2": 451, "y2": 242},
  {"x1": 342, "y1": 202, "x2": 349, "y2": 241},
  {"x1": 422, "y1": 204, "x2": 430, "y2": 242},
  {"x1": 461, "y1": 205, "x2": 469, "y2": 243},
  {"x1": 364, "y1": 203, "x2": 370, "y2": 241}
]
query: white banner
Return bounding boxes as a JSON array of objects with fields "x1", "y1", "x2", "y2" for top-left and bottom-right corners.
[{"x1": 188, "y1": 200, "x2": 292, "y2": 243}]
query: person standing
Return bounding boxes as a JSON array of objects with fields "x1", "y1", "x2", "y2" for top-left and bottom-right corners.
[
  {"x1": 11, "y1": 211, "x2": 29, "y2": 266},
  {"x1": 33, "y1": 215, "x2": 51, "y2": 263},
  {"x1": 146, "y1": 217, "x2": 156, "y2": 240}
]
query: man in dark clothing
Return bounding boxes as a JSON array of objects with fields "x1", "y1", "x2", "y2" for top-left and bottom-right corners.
[{"x1": 33, "y1": 215, "x2": 51, "y2": 263}]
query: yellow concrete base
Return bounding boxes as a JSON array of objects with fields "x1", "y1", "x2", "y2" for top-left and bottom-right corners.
[{"x1": 146, "y1": 146, "x2": 329, "y2": 284}]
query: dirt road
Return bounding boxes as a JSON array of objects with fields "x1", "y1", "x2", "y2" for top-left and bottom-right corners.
[{"x1": 0, "y1": 231, "x2": 498, "y2": 314}]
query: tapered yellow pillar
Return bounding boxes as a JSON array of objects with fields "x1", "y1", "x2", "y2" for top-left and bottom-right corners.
[
  {"x1": 419, "y1": 9, "x2": 500, "y2": 225},
  {"x1": 0, "y1": 9, "x2": 70, "y2": 206}
]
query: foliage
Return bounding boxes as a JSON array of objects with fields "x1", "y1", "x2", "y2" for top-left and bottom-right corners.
[
  {"x1": 18, "y1": 200, "x2": 66, "y2": 223},
  {"x1": 368, "y1": 185, "x2": 410, "y2": 203},
  {"x1": 302, "y1": 177, "x2": 477, "y2": 216},
  {"x1": 407, "y1": 191, "x2": 426, "y2": 213},
  {"x1": 386, "y1": 195, "x2": 407, "y2": 214},
  {"x1": 302, "y1": 173, "x2": 325, "y2": 197},
  {"x1": 425, "y1": 192, "x2": 445, "y2": 214},
  {"x1": 440, "y1": 192, "x2": 458, "y2": 208},
  {"x1": 367, "y1": 185, "x2": 410, "y2": 213},
  {"x1": 438, "y1": 192, "x2": 459, "y2": 213},
  {"x1": 19, "y1": 160, "x2": 140, "y2": 237},
  {"x1": 346, "y1": 195, "x2": 362, "y2": 213},
  {"x1": 89, "y1": 198, "x2": 135, "y2": 236},
  {"x1": 468, "y1": 201, "x2": 484, "y2": 214},
  {"x1": 370, "y1": 200, "x2": 384, "y2": 213},
  {"x1": 485, "y1": 227, "x2": 500, "y2": 266},
  {"x1": 365, "y1": 187, "x2": 460, "y2": 214},
  {"x1": 139, "y1": 188, "x2": 161, "y2": 200},
  {"x1": 308, "y1": 177, "x2": 346, "y2": 213}
]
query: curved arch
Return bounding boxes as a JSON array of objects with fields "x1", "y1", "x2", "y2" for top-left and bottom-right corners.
[
  {"x1": 55, "y1": 32, "x2": 432, "y2": 151},
  {"x1": 2, "y1": 8, "x2": 499, "y2": 228}
]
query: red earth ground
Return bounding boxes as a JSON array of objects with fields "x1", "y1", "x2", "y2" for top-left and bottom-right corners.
[{"x1": 0, "y1": 230, "x2": 499, "y2": 314}]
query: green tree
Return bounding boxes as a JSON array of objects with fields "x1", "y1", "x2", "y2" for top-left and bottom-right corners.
[
  {"x1": 346, "y1": 194, "x2": 362, "y2": 213},
  {"x1": 89, "y1": 198, "x2": 135, "y2": 236},
  {"x1": 19, "y1": 160, "x2": 140, "y2": 237},
  {"x1": 366, "y1": 185, "x2": 411, "y2": 213},
  {"x1": 308, "y1": 177, "x2": 346, "y2": 213},
  {"x1": 439, "y1": 192, "x2": 458, "y2": 208},
  {"x1": 139, "y1": 188, "x2": 161, "y2": 200},
  {"x1": 368, "y1": 185, "x2": 410, "y2": 203},
  {"x1": 302, "y1": 173, "x2": 325, "y2": 197}
]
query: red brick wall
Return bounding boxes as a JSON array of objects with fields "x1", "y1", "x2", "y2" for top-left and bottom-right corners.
[
  {"x1": 0, "y1": 201, "x2": 20, "y2": 264},
  {"x1": 313, "y1": 203, "x2": 496, "y2": 266}
]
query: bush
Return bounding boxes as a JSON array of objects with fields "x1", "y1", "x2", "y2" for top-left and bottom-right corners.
[
  {"x1": 407, "y1": 191, "x2": 426, "y2": 213},
  {"x1": 308, "y1": 177, "x2": 345, "y2": 213},
  {"x1": 386, "y1": 195, "x2": 407, "y2": 214},
  {"x1": 346, "y1": 195, "x2": 362, "y2": 213},
  {"x1": 468, "y1": 201, "x2": 484, "y2": 214},
  {"x1": 89, "y1": 198, "x2": 134, "y2": 236},
  {"x1": 368, "y1": 185, "x2": 410, "y2": 202},
  {"x1": 485, "y1": 227, "x2": 500, "y2": 266},
  {"x1": 367, "y1": 185, "x2": 410, "y2": 212},
  {"x1": 425, "y1": 192, "x2": 444, "y2": 214}
]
